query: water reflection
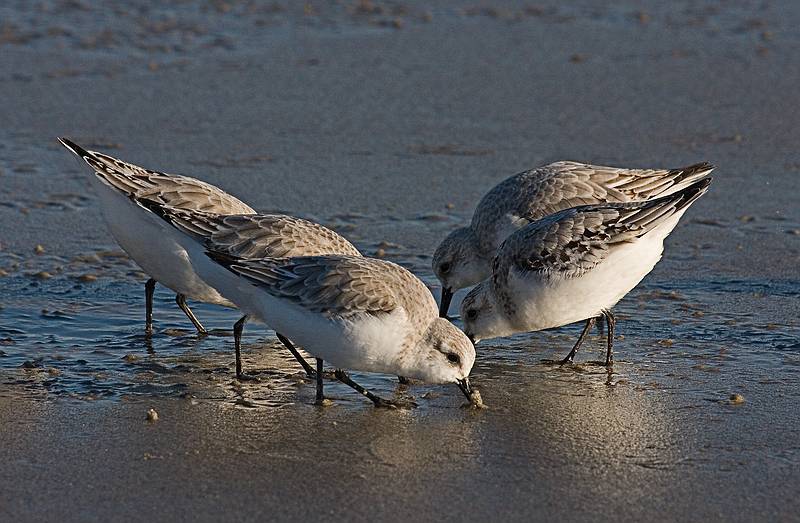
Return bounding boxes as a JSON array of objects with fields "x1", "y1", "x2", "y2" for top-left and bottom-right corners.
[{"x1": 1, "y1": 266, "x2": 798, "y2": 410}]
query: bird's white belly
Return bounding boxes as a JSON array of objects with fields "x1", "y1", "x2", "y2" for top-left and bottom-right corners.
[
  {"x1": 249, "y1": 297, "x2": 409, "y2": 375},
  {"x1": 174, "y1": 232, "x2": 411, "y2": 374},
  {"x1": 509, "y1": 217, "x2": 681, "y2": 331},
  {"x1": 92, "y1": 179, "x2": 231, "y2": 306}
]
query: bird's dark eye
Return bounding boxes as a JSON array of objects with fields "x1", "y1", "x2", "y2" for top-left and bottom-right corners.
[
  {"x1": 466, "y1": 309, "x2": 478, "y2": 320},
  {"x1": 446, "y1": 352, "x2": 461, "y2": 365},
  {"x1": 439, "y1": 262, "x2": 451, "y2": 274}
]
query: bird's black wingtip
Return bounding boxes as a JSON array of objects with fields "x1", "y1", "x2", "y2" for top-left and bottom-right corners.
[
  {"x1": 673, "y1": 161, "x2": 715, "y2": 178},
  {"x1": 691, "y1": 174, "x2": 713, "y2": 191},
  {"x1": 136, "y1": 197, "x2": 167, "y2": 217},
  {"x1": 136, "y1": 198, "x2": 191, "y2": 232},
  {"x1": 57, "y1": 137, "x2": 91, "y2": 158},
  {"x1": 692, "y1": 160, "x2": 715, "y2": 172},
  {"x1": 675, "y1": 175, "x2": 712, "y2": 204},
  {"x1": 646, "y1": 175, "x2": 712, "y2": 212},
  {"x1": 205, "y1": 249, "x2": 243, "y2": 275}
]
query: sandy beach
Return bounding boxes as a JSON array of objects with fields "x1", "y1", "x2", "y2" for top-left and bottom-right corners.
[{"x1": 1, "y1": 1, "x2": 798, "y2": 521}]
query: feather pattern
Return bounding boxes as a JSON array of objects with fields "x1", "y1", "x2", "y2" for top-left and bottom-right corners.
[
  {"x1": 471, "y1": 160, "x2": 714, "y2": 256},
  {"x1": 58, "y1": 138, "x2": 255, "y2": 215},
  {"x1": 493, "y1": 177, "x2": 712, "y2": 285},
  {"x1": 137, "y1": 203, "x2": 361, "y2": 261},
  {"x1": 459, "y1": 177, "x2": 713, "y2": 340},
  {"x1": 212, "y1": 255, "x2": 438, "y2": 324}
]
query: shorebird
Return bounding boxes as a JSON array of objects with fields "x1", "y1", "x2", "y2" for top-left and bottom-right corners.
[
  {"x1": 207, "y1": 254, "x2": 477, "y2": 408},
  {"x1": 123, "y1": 206, "x2": 476, "y2": 409},
  {"x1": 434, "y1": 161, "x2": 714, "y2": 316},
  {"x1": 58, "y1": 137, "x2": 255, "y2": 335},
  {"x1": 460, "y1": 177, "x2": 711, "y2": 366},
  {"x1": 134, "y1": 202, "x2": 363, "y2": 379}
]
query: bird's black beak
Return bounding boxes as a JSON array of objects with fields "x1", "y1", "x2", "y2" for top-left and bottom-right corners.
[
  {"x1": 456, "y1": 377, "x2": 472, "y2": 400},
  {"x1": 439, "y1": 287, "x2": 453, "y2": 318}
]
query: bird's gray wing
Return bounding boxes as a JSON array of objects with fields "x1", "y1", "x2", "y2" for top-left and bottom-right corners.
[
  {"x1": 472, "y1": 161, "x2": 713, "y2": 254},
  {"x1": 135, "y1": 203, "x2": 361, "y2": 259},
  {"x1": 495, "y1": 177, "x2": 711, "y2": 281},
  {"x1": 207, "y1": 255, "x2": 431, "y2": 318},
  {"x1": 58, "y1": 138, "x2": 255, "y2": 214}
]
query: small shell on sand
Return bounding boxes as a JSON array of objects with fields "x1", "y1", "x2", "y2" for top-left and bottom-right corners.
[
  {"x1": 729, "y1": 393, "x2": 745, "y2": 405},
  {"x1": 34, "y1": 244, "x2": 45, "y2": 255},
  {"x1": 462, "y1": 389, "x2": 486, "y2": 409},
  {"x1": 146, "y1": 408, "x2": 159, "y2": 422}
]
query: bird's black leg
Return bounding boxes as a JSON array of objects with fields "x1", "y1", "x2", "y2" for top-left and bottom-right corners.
[
  {"x1": 315, "y1": 358, "x2": 325, "y2": 405},
  {"x1": 596, "y1": 314, "x2": 605, "y2": 336},
  {"x1": 602, "y1": 310, "x2": 616, "y2": 366},
  {"x1": 233, "y1": 314, "x2": 256, "y2": 380},
  {"x1": 334, "y1": 369, "x2": 416, "y2": 409},
  {"x1": 145, "y1": 278, "x2": 156, "y2": 335},
  {"x1": 398, "y1": 376, "x2": 411, "y2": 385},
  {"x1": 561, "y1": 317, "x2": 596, "y2": 364},
  {"x1": 175, "y1": 294, "x2": 207, "y2": 335},
  {"x1": 275, "y1": 333, "x2": 317, "y2": 378}
]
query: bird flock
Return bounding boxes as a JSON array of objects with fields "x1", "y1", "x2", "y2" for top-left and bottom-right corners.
[{"x1": 58, "y1": 138, "x2": 712, "y2": 409}]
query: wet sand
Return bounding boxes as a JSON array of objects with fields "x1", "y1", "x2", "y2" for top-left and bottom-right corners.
[{"x1": 1, "y1": 1, "x2": 799, "y2": 521}]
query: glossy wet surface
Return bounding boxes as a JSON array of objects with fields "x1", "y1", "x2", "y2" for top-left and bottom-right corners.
[
  {"x1": 2, "y1": 269, "x2": 798, "y2": 408},
  {"x1": 2, "y1": 266, "x2": 799, "y2": 521}
]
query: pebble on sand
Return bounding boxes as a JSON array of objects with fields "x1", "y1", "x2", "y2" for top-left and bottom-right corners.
[
  {"x1": 34, "y1": 244, "x2": 45, "y2": 255},
  {"x1": 146, "y1": 408, "x2": 159, "y2": 422},
  {"x1": 729, "y1": 393, "x2": 745, "y2": 405},
  {"x1": 463, "y1": 389, "x2": 486, "y2": 409}
]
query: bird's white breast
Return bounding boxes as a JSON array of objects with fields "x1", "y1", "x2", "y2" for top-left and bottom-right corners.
[
  {"x1": 173, "y1": 230, "x2": 414, "y2": 375},
  {"x1": 90, "y1": 176, "x2": 231, "y2": 306},
  {"x1": 507, "y1": 214, "x2": 683, "y2": 331}
]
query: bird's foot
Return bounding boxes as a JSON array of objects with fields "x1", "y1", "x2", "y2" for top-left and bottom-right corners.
[
  {"x1": 541, "y1": 358, "x2": 573, "y2": 366},
  {"x1": 235, "y1": 372, "x2": 260, "y2": 382},
  {"x1": 372, "y1": 397, "x2": 417, "y2": 410},
  {"x1": 304, "y1": 369, "x2": 337, "y2": 380}
]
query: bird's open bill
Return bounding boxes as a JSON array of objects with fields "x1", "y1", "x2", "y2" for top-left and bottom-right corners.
[
  {"x1": 439, "y1": 287, "x2": 453, "y2": 318},
  {"x1": 457, "y1": 377, "x2": 472, "y2": 399}
]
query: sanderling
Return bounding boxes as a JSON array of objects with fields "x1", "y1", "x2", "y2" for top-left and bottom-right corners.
[
  {"x1": 460, "y1": 177, "x2": 711, "y2": 366},
  {"x1": 58, "y1": 138, "x2": 254, "y2": 334},
  {"x1": 204, "y1": 253, "x2": 477, "y2": 408},
  {"x1": 434, "y1": 161, "x2": 714, "y2": 316},
  {"x1": 135, "y1": 201, "x2": 363, "y2": 379}
]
